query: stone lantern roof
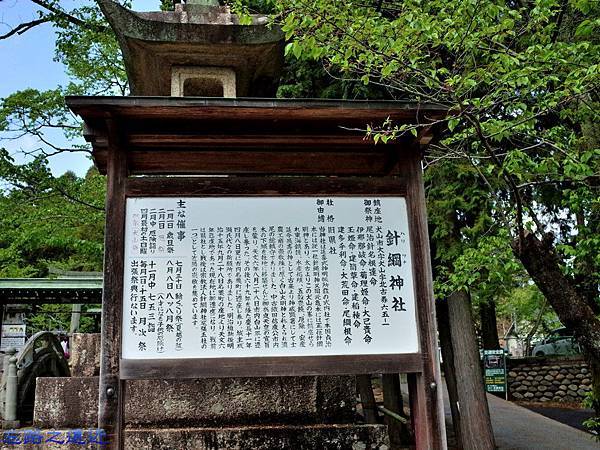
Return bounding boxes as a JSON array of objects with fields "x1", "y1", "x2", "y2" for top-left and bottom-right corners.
[{"x1": 97, "y1": 0, "x2": 284, "y2": 97}]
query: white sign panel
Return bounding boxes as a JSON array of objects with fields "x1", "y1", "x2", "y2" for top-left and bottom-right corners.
[
  {"x1": 1, "y1": 324, "x2": 26, "y2": 351},
  {"x1": 122, "y1": 197, "x2": 418, "y2": 359}
]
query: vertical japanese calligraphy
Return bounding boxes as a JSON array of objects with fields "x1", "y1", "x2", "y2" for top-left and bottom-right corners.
[{"x1": 123, "y1": 197, "x2": 418, "y2": 359}]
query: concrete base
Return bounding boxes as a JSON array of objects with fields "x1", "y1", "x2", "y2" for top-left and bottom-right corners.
[
  {"x1": 34, "y1": 376, "x2": 355, "y2": 429},
  {"x1": 0, "y1": 425, "x2": 388, "y2": 450}
]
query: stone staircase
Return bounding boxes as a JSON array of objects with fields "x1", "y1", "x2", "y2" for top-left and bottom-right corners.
[{"x1": 21, "y1": 334, "x2": 388, "y2": 449}]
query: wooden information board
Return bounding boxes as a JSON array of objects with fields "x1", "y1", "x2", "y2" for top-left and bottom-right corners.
[
  {"x1": 67, "y1": 97, "x2": 448, "y2": 449},
  {"x1": 122, "y1": 197, "x2": 418, "y2": 362}
]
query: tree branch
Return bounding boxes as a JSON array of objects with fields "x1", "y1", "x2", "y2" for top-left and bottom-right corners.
[
  {"x1": 465, "y1": 113, "x2": 526, "y2": 243},
  {"x1": 52, "y1": 184, "x2": 104, "y2": 212},
  {"x1": 29, "y1": 0, "x2": 108, "y2": 33},
  {"x1": 0, "y1": 17, "x2": 52, "y2": 40}
]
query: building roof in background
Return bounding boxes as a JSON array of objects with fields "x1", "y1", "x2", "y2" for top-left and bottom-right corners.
[{"x1": 0, "y1": 275, "x2": 103, "y2": 305}]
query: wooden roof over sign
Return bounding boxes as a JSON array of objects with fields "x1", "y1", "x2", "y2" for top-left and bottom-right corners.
[{"x1": 66, "y1": 96, "x2": 448, "y2": 176}]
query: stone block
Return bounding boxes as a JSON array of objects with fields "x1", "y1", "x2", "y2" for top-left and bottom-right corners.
[
  {"x1": 125, "y1": 424, "x2": 389, "y2": 450},
  {"x1": 318, "y1": 376, "x2": 357, "y2": 424},
  {"x1": 69, "y1": 333, "x2": 100, "y2": 377},
  {"x1": 34, "y1": 377, "x2": 97, "y2": 429},
  {"x1": 34, "y1": 375, "x2": 355, "y2": 429}
]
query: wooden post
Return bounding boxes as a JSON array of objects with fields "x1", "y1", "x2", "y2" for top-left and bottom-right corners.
[
  {"x1": 70, "y1": 304, "x2": 82, "y2": 334},
  {"x1": 382, "y1": 373, "x2": 410, "y2": 447},
  {"x1": 402, "y1": 151, "x2": 447, "y2": 450},
  {"x1": 98, "y1": 118, "x2": 127, "y2": 450},
  {"x1": 356, "y1": 375, "x2": 378, "y2": 424}
]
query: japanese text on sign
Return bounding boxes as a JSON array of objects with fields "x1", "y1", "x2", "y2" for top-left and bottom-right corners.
[{"x1": 122, "y1": 197, "x2": 418, "y2": 359}]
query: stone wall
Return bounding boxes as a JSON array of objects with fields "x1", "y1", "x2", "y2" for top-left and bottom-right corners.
[{"x1": 507, "y1": 356, "x2": 592, "y2": 404}]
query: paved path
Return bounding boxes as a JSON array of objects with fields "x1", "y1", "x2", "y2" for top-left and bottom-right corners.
[
  {"x1": 486, "y1": 394, "x2": 599, "y2": 450},
  {"x1": 441, "y1": 384, "x2": 598, "y2": 449}
]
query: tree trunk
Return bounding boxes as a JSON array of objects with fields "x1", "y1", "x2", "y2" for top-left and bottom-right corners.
[
  {"x1": 588, "y1": 356, "x2": 600, "y2": 417},
  {"x1": 479, "y1": 300, "x2": 500, "y2": 350},
  {"x1": 436, "y1": 298, "x2": 462, "y2": 447},
  {"x1": 448, "y1": 289, "x2": 496, "y2": 450},
  {"x1": 513, "y1": 232, "x2": 600, "y2": 361}
]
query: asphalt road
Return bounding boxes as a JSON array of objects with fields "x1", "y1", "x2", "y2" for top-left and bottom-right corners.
[{"x1": 522, "y1": 404, "x2": 596, "y2": 434}]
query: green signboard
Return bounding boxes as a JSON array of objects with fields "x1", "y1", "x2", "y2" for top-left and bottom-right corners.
[{"x1": 483, "y1": 349, "x2": 507, "y2": 396}]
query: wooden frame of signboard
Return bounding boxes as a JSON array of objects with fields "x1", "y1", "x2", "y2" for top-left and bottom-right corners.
[{"x1": 67, "y1": 97, "x2": 447, "y2": 450}]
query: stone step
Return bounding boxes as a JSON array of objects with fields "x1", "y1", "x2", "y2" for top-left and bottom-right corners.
[
  {"x1": 34, "y1": 376, "x2": 355, "y2": 429},
  {"x1": 1, "y1": 424, "x2": 388, "y2": 450}
]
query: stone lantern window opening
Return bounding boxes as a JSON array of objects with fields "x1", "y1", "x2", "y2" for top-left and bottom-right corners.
[{"x1": 171, "y1": 66, "x2": 236, "y2": 98}]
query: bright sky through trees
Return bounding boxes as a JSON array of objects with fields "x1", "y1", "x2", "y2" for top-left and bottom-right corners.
[{"x1": 0, "y1": 0, "x2": 156, "y2": 176}]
